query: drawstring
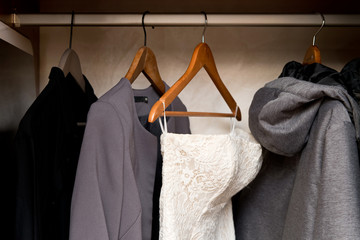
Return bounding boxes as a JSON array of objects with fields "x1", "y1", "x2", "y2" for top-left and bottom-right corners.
[{"x1": 159, "y1": 100, "x2": 168, "y2": 134}]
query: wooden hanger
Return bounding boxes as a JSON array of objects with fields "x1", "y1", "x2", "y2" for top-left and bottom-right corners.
[
  {"x1": 125, "y1": 11, "x2": 165, "y2": 95},
  {"x1": 125, "y1": 46, "x2": 165, "y2": 95},
  {"x1": 303, "y1": 45, "x2": 321, "y2": 65},
  {"x1": 148, "y1": 12, "x2": 240, "y2": 123},
  {"x1": 59, "y1": 48, "x2": 86, "y2": 91},
  {"x1": 303, "y1": 13, "x2": 325, "y2": 65},
  {"x1": 58, "y1": 11, "x2": 86, "y2": 91},
  {"x1": 148, "y1": 42, "x2": 241, "y2": 123}
]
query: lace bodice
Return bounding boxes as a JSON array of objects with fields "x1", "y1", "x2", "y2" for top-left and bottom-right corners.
[{"x1": 159, "y1": 128, "x2": 262, "y2": 240}]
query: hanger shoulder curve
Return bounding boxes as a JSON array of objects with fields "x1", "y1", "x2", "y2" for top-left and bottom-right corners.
[
  {"x1": 125, "y1": 46, "x2": 147, "y2": 82},
  {"x1": 148, "y1": 42, "x2": 241, "y2": 123},
  {"x1": 303, "y1": 45, "x2": 321, "y2": 65},
  {"x1": 143, "y1": 47, "x2": 166, "y2": 94},
  {"x1": 125, "y1": 46, "x2": 166, "y2": 95},
  {"x1": 59, "y1": 48, "x2": 86, "y2": 91},
  {"x1": 59, "y1": 48, "x2": 72, "y2": 69}
]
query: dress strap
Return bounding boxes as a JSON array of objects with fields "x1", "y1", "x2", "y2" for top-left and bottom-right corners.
[
  {"x1": 230, "y1": 105, "x2": 238, "y2": 134},
  {"x1": 158, "y1": 100, "x2": 168, "y2": 134}
]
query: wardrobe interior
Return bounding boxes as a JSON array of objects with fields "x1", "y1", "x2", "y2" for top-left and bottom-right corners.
[
  {"x1": 1, "y1": 0, "x2": 360, "y2": 238},
  {"x1": 2, "y1": 0, "x2": 360, "y2": 133}
]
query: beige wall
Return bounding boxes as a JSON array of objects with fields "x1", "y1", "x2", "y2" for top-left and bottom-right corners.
[
  {"x1": 40, "y1": 26, "x2": 360, "y2": 134},
  {"x1": 0, "y1": 40, "x2": 36, "y2": 132}
]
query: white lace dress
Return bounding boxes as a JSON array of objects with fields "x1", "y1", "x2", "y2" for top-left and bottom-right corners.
[{"x1": 158, "y1": 118, "x2": 263, "y2": 240}]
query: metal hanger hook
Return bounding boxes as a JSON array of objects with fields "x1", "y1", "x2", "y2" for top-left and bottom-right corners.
[
  {"x1": 142, "y1": 11, "x2": 150, "y2": 46},
  {"x1": 312, "y1": 13, "x2": 325, "y2": 46},
  {"x1": 69, "y1": 10, "x2": 74, "y2": 49},
  {"x1": 201, "y1": 11, "x2": 207, "y2": 43}
]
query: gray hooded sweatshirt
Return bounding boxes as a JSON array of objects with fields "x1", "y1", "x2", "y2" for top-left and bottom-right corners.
[{"x1": 233, "y1": 77, "x2": 360, "y2": 240}]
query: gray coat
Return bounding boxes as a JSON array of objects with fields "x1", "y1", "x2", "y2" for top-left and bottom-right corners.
[
  {"x1": 233, "y1": 77, "x2": 360, "y2": 239},
  {"x1": 69, "y1": 78, "x2": 190, "y2": 240}
]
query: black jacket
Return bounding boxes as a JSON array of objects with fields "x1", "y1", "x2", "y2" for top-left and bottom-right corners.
[
  {"x1": 279, "y1": 58, "x2": 360, "y2": 105},
  {"x1": 341, "y1": 58, "x2": 360, "y2": 106},
  {"x1": 15, "y1": 67, "x2": 97, "y2": 240}
]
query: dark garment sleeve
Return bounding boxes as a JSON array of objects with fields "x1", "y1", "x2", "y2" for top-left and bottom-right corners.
[
  {"x1": 69, "y1": 101, "x2": 141, "y2": 240},
  {"x1": 172, "y1": 97, "x2": 191, "y2": 135},
  {"x1": 15, "y1": 127, "x2": 36, "y2": 240}
]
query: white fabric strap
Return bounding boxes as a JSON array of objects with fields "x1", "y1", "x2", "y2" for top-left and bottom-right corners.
[
  {"x1": 158, "y1": 100, "x2": 168, "y2": 134},
  {"x1": 230, "y1": 105, "x2": 238, "y2": 133}
]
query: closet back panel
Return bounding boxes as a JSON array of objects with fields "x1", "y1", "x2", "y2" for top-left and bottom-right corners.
[{"x1": 39, "y1": 26, "x2": 360, "y2": 133}]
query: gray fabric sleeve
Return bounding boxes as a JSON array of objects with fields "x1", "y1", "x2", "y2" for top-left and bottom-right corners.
[
  {"x1": 283, "y1": 100, "x2": 360, "y2": 239},
  {"x1": 69, "y1": 101, "x2": 141, "y2": 240}
]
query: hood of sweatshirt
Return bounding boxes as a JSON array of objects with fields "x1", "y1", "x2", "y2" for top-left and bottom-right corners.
[{"x1": 249, "y1": 77, "x2": 360, "y2": 157}]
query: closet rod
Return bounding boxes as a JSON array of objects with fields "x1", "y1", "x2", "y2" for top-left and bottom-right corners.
[{"x1": 10, "y1": 14, "x2": 360, "y2": 27}]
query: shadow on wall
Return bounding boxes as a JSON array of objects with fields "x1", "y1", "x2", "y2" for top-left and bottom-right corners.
[{"x1": 0, "y1": 39, "x2": 36, "y2": 240}]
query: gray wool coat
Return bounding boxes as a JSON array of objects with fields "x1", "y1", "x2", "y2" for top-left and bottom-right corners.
[{"x1": 69, "y1": 78, "x2": 190, "y2": 240}]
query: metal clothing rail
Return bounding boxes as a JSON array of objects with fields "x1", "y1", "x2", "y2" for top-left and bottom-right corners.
[{"x1": 10, "y1": 13, "x2": 360, "y2": 27}]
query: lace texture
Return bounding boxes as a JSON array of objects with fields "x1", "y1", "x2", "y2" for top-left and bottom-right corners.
[{"x1": 159, "y1": 128, "x2": 263, "y2": 240}]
